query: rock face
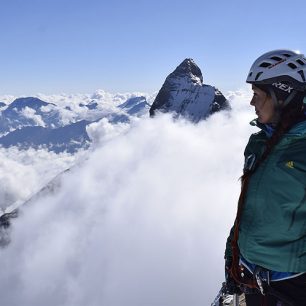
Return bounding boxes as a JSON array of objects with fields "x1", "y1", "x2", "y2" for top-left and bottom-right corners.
[{"x1": 150, "y1": 58, "x2": 230, "y2": 122}]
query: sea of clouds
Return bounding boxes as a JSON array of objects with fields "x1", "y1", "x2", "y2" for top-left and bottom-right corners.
[{"x1": 0, "y1": 89, "x2": 255, "y2": 306}]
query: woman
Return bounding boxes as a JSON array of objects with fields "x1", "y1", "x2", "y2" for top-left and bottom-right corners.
[{"x1": 225, "y1": 50, "x2": 306, "y2": 306}]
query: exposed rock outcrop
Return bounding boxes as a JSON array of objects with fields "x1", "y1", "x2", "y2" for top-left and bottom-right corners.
[{"x1": 150, "y1": 59, "x2": 230, "y2": 122}]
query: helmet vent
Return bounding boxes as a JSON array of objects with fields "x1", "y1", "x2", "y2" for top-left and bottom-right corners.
[
  {"x1": 296, "y1": 59, "x2": 305, "y2": 66},
  {"x1": 282, "y1": 53, "x2": 291, "y2": 57},
  {"x1": 270, "y1": 56, "x2": 282, "y2": 61},
  {"x1": 288, "y1": 63, "x2": 298, "y2": 69},
  {"x1": 255, "y1": 72, "x2": 263, "y2": 81},
  {"x1": 298, "y1": 70, "x2": 306, "y2": 82},
  {"x1": 259, "y1": 62, "x2": 271, "y2": 68}
]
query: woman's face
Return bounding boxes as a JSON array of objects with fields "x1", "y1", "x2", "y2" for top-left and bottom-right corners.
[{"x1": 250, "y1": 85, "x2": 277, "y2": 124}]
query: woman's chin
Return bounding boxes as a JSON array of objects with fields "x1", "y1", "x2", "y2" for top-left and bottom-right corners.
[{"x1": 257, "y1": 117, "x2": 264, "y2": 123}]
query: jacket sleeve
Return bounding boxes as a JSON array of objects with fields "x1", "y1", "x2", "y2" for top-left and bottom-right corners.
[{"x1": 224, "y1": 225, "x2": 234, "y2": 259}]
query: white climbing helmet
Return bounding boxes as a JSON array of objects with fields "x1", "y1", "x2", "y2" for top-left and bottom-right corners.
[{"x1": 246, "y1": 49, "x2": 306, "y2": 91}]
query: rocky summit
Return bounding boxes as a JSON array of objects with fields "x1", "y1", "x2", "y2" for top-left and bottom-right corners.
[{"x1": 150, "y1": 58, "x2": 230, "y2": 122}]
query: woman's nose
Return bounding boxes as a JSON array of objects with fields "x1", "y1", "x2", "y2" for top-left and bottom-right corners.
[{"x1": 250, "y1": 97, "x2": 255, "y2": 106}]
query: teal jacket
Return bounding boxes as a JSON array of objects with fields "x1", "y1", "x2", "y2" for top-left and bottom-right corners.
[{"x1": 233, "y1": 120, "x2": 306, "y2": 273}]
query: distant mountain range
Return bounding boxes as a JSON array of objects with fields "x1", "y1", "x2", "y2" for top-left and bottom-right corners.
[
  {"x1": 0, "y1": 96, "x2": 151, "y2": 153},
  {"x1": 0, "y1": 58, "x2": 230, "y2": 153}
]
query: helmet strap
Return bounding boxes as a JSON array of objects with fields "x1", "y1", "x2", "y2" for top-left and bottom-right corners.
[
  {"x1": 268, "y1": 87, "x2": 297, "y2": 108},
  {"x1": 282, "y1": 90, "x2": 298, "y2": 107},
  {"x1": 268, "y1": 87, "x2": 278, "y2": 107}
]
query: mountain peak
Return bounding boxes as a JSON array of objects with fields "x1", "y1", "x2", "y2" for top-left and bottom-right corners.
[
  {"x1": 170, "y1": 58, "x2": 203, "y2": 83},
  {"x1": 7, "y1": 97, "x2": 53, "y2": 111},
  {"x1": 150, "y1": 59, "x2": 230, "y2": 122}
]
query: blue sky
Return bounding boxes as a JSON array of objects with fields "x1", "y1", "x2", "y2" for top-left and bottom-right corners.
[{"x1": 1, "y1": 0, "x2": 306, "y2": 95}]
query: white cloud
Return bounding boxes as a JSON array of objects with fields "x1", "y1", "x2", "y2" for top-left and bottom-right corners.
[
  {"x1": 20, "y1": 107, "x2": 46, "y2": 127},
  {"x1": 91, "y1": 89, "x2": 153, "y2": 106},
  {"x1": 35, "y1": 90, "x2": 153, "y2": 109},
  {"x1": 40, "y1": 104, "x2": 57, "y2": 113},
  {"x1": 0, "y1": 95, "x2": 16, "y2": 105},
  {"x1": 0, "y1": 147, "x2": 87, "y2": 211},
  {"x1": 86, "y1": 118, "x2": 131, "y2": 147},
  {"x1": 0, "y1": 90, "x2": 256, "y2": 306},
  {"x1": 35, "y1": 90, "x2": 154, "y2": 126}
]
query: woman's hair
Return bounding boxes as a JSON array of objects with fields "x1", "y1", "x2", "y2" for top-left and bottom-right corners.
[{"x1": 246, "y1": 91, "x2": 306, "y2": 177}]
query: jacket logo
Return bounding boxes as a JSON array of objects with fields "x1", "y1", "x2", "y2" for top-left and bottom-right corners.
[{"x1": 285, "y1": 161, "x2": 294, "y2": 169}]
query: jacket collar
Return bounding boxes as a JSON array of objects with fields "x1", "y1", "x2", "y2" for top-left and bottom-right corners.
[
  {"x1": 287, "y1": 120, "x2": 306, "y2": 136},
  {"x1": 250, "y1": 119, "x2": 275, "y2": 138},
  {"x1": 250, "y1": 118, "x2": 306, "y2": 137}
]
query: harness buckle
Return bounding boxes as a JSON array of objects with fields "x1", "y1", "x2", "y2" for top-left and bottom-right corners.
[{"x1": 254, "y1": 266, "x2": 270, "y2": 295}]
